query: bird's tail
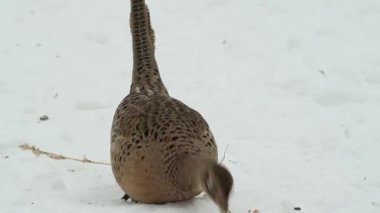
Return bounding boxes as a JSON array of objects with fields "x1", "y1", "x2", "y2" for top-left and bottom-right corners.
[{"x1": 129, "y1": 0, "x2": 168, "y2": 94}]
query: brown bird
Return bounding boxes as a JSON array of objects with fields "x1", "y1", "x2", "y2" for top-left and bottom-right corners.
[{"x1": 110, "y1": 0, "x2": 233, "y2": 212}]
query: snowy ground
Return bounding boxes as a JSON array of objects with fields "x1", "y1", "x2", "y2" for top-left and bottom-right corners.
[{"x1": 1, "y1": 0, "x2": 380, "y2": 212}]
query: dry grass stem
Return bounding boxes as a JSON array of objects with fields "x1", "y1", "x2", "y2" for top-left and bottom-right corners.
[
  {"x1": 19, "y1": 143, "x2": 110, "y2": 166},
  {"x1": 219, "y1": 144, "x2": 230, "y2": 165}
]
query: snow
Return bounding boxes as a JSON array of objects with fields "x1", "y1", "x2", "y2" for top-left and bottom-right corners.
[{"x1": 1, "y1": 0, "x2": 380, "y2": 212}]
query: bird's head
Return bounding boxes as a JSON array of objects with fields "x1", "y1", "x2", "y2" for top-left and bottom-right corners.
[{"x1": 202, "y1": 163, "x2": 233, "y2": 213}]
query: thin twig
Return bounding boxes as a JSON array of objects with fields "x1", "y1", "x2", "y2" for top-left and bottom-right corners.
[
  {"x1": 228, "y1": 159, "x2": 237, "y2": 164},
  {"x1": 19, "y1": 143, "x2": 110, "y2": 166},
  {"x1": 219, "y1": 144, "x2": 229, "y2": 164}
]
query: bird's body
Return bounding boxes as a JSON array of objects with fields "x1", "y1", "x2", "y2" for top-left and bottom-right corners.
[
  {"x1": 111, "y1": 92, "x2": 217, "y2": 203},
  {"x1": 111, "y1": 0, "x2": 232, "y2": 211}
]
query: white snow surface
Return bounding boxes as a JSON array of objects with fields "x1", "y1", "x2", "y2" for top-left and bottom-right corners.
[{"x1": 1, "y1": 0, "x2": 380, "y2": 212}]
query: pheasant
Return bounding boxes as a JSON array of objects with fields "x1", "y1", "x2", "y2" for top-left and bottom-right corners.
[{"x1": 110, "y1": 0, "x2": 233, "y2": 212}]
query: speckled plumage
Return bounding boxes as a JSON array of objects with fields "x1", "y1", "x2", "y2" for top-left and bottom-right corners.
[{"x1": 111, "y1": 0, "x2": 232, "y2": 211}]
